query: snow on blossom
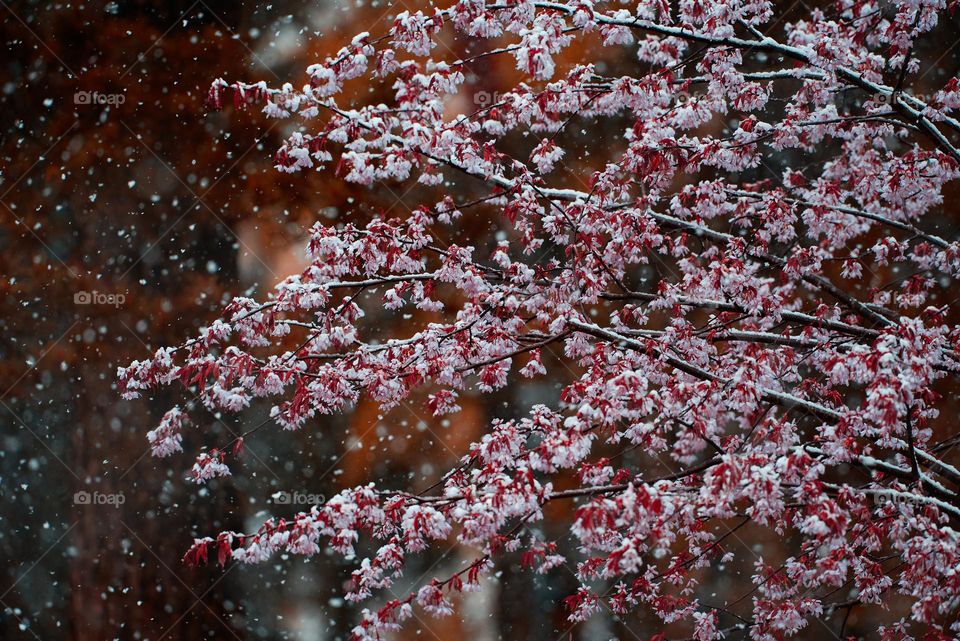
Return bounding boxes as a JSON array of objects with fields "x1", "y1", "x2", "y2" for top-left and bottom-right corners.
[
  {"x1": 189, "y1": 451, "x2": 231, "y2": 484},
  {"x1": 121, "y1": 1, "x2": 960, "y2": 639},
  {"x1": 147, "y1": 406, "x2": 187, "y2": 457}
]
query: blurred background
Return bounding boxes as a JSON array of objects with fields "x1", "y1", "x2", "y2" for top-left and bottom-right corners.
[{"x1": 2, "y1": 1, "x2": 960, "y2": 640}]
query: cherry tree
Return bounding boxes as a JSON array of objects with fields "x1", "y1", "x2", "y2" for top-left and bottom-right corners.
[{"x1": 120, "y1": 0, "x2": 960, "y2": 638}]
